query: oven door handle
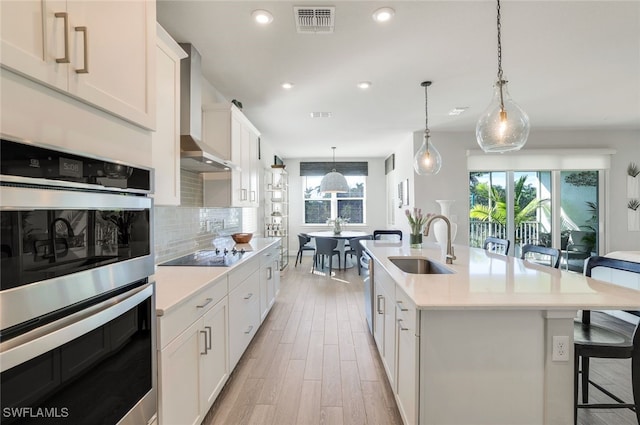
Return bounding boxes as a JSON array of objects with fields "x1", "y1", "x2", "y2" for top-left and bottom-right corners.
[{"x1": 0, "y1": 283, "x2": 153, "y2": 372}]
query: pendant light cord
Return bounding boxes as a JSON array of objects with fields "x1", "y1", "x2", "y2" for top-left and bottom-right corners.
[
  {"x1": 496, "y1": 0, "x2": 505, "y2": 112},
  {"x1": 496, "y1": 0, "x2": 503, "y2": 82},
  {"x1": 331, "y1": 147, "x2": 337, "y2": 172},
  {"x1": 422, "y1": 81, "x2": 431, "y2": 152}
]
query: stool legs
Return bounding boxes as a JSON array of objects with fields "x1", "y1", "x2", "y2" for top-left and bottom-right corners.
[
  {"x1": 633, "y1": 353, "x2": 640, "y2": 424},
  {"x1": 581, "y1": 357, "x2": 590, "y2": 403},
  {"x1": 574, "y1": 351, "x2": 579, "y2": 425}
]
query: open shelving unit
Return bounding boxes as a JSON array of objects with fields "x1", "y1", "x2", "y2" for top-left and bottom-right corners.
[{"x1": 264, "y1": 167, "x2": 288, "y2": 271}]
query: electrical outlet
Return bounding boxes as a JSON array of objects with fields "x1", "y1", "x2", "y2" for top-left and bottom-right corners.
[{"x1": 552, "y1": 335, "x2": 570, "y2": 361}]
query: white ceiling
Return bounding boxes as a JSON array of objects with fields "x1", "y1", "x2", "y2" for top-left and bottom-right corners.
[{"x1": 157, "y1": 1, "x2": 640, "y2": 159}]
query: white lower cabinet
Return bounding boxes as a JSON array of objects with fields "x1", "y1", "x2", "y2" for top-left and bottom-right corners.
[
  {"x1": 371, "y1": 259, "x2": 419, "y2": 425},
  {"x1": 158, "y1": 277, "x2": 228, "y2": 425},
  {"x1": 372, "y1": 259, "x2": 396, "y2": 388},
  {"x1": 228, "y1": 257, "x2": 261, "y2": 370},
  {"x1": 395, "y1": 289, "x2": 419, "y2": 425},
  {"x1": 158, "y1": 244, "x2": 280, "y2": 424},
  {"x1": 159, "y1": 319, "x2": 203, "y2": 425},
  {"x1": 199, "y1": 298, "x2": 229, "y2": 412},
  {"x1": 259, "y1": 243, "x2": 280, "y2": 322}
]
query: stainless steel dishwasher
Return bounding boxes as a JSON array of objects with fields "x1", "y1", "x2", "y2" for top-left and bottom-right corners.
[{"x1": 363, "y1": 254, "x2": 374, "y2": 334}]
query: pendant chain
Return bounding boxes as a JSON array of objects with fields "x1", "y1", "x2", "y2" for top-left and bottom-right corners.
[
  {"x1": 424, "y1": 84, "x2": 430, "y2": 139},
  {"x1": 496, "y1": 0, "x2": 503, "y2": 82}
]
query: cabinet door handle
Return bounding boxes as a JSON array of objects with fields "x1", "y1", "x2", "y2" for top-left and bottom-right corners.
[
  {"x1": 244, "y1": 325, "x2": 254, "y2": 334},
  {"x1": 205, "y1": 326, "x2": 212, "y2": 350},
  {"x1": 243, "y1": 293, "x2": 253, "y2": 300},
  {"x1": 377, "y1": 295, "x2": 384, "y2": 314},
  {"x1": 267, "y1": 266, "x2": 272, "y2": 280},
  {"x1": 196, "y1": 297, "x2": 213, "y2": 308},
  {"x1": 75, "y1": 26, "x2": 89, "y2": 73},
  {"x1": 251, "y1": 191, "x2": 256, "y2": 202},
  {"x1": 398, "y1": 319, "x2": 409, "y2": 331},
  {"x1": 54, "y1": 12, "x2": 70, "y2": 63},
  {"x1": 200, "y1": 330, "x2": 208, "y2": 355},
  {"x1": 241, "y1": 189, "x2": 248, "y2": 201},
  {"x1": 396, "y1": 301, "x2": 409, "y2": 312}
]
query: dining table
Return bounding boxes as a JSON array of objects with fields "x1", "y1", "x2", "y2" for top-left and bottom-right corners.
[{"x1": 306, "y1": 230, "x2": 371, "y2": 270}]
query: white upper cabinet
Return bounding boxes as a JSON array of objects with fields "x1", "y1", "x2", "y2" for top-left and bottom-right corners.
[
  {"x1": 0, "y1": 0, "x2": 156, "y2": 129},
  {"x1": 202, "y1": 103, "x2": 260, "y2": 208},
  {"x1": 152, "y1": 25, "x2": 186, "y2": 206}
]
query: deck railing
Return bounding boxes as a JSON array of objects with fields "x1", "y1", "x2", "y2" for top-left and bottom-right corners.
[{"x1": 469, "y1": 221, "x2": 542, "y2": 248}]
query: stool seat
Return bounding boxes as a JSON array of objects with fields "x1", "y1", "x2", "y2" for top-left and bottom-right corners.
[{"x1": 574, "y1": 320, "x2": 632, "y2": 356}]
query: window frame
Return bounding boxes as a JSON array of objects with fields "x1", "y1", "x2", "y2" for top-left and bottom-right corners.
[{"x1": 302, "y1": 175, "x2": 367, "y2": 225}]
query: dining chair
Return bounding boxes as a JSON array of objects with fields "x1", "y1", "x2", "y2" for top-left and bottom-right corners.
[
  {"x1": 295, "y1": 233, "x2": 316, "y2": 267},
  {"x1": 574, "y1": 256, "x2": 640, "y2": 424},
  {"x1": 313, "y1": 237, "x2": 341, "y2": 274},
  {"x1": 373, "y1": 230, "x2": 403, "y2": 241},
  {"x1": 483, "y1": 236, "x2": 510, "y2": 255},
  {"x1": 344, "y1": 235, "x2": 373, "y2": 274},
  {"x1": 520, "y1": 244, "x2": 561, "y2": 269}
]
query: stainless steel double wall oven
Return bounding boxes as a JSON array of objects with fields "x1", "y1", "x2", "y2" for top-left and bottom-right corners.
[{"x1": 0, "y1": 138, "x2": 156, "y2": 425}]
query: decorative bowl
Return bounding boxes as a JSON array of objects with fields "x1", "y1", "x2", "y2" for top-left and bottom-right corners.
[{"x1": 231, "y1": 233, "x2": 253, "y2": 244}]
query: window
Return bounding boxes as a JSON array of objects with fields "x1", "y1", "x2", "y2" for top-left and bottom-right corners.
[
  {"x1": 468, "y1": 169, "x2": 600, "y2": 271},
  {"x1": 303, "y1": 175, "x2": 366, "y2": 224}
]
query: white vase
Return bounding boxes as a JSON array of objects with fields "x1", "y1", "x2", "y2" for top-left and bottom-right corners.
[{"x1": 433, "y1": 200, "x2": 458, "y2": 255}]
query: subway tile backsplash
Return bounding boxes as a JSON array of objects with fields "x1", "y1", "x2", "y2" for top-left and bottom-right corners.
[{"x1": 154, "y1": 170, "x2": 242, "y2": 264}]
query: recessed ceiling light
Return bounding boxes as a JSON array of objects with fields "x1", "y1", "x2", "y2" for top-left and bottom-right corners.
[
  {"x1": 357, "y1": 81, "x2": 372, "y2": 89},
  {"x1": 252, "y1": 9, "x2": 273, "y2": 25},
  {"x1": 448, "y1": 107, "x2": 470, "y2": 116},
  {"x1": 372, "y1": 7, "x2": 395, "y2": 23},
  {"x1": 281, "y1": 82, "x2": 294, "y2": 90}
]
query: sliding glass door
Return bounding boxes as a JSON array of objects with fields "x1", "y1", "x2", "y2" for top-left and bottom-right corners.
[
  {"x1": 560, "y1": 171, "x2": 599, "y2": 271},
  {"x1": 469, "y1": 170, "x2": 599, "y2": 271}
]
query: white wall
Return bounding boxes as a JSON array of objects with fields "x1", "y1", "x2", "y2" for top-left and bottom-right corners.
[
  {"x1": 284, "y1": 157, "x2": 387, "y2": 252},
  {"x1": 409, "y1": 129, "x2": 640, "y2": 252}
]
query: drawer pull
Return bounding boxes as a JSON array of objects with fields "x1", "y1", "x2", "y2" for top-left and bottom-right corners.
[
  {"x1": 200, "y1": 330, "x2": 208, "y2": 355},
  {"x1": 396, "y1": 301, "x2": 409, "y2": 312},
  {"x1": 267, "y1": 267, "x2": 272, "y2": 280},
  {"x1": 241, "y1": 189, "x2": 248, "y2": 201},
  {"x1": 205, "y1": 326, "x2": 212, "y2": 350},
  {"x1": 243, "y1": 293, "x2": 253, "y2": 300},
  {"x1": 398, "y1": 319, "x2": 409, "y2": 331},
  {"x1": 377, "y1": 295, "x2": 384, "y2": 314},
  {"x1": 244, "y1": 325, "x2": 254, "y2": 334},
  {"x1": 75, "y1": 26, "x2": 89, "y2": 73},
  {"x1": 54, "y1": 12, "x2": 70, "y2": 63},
  {"x1": 196, "y1": 298, "x2": 213, "y2": 308}
]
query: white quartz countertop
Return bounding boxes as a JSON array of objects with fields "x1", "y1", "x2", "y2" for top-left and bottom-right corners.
[
  {"x1": 362, "y1": 241, "x2": 640, "y2": 311},
  {"x1": 153, "y1": 237, "x2": 280, "y2": 316}
]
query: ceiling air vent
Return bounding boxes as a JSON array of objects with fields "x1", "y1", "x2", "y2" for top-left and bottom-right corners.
[{"x1": 294, "y1": 6, "x2": 335, "y2": 34}]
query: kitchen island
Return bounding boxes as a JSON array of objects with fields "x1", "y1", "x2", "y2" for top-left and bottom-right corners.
[{"x1": 362, "y1": 240, "x2": 640, "y2": 425}]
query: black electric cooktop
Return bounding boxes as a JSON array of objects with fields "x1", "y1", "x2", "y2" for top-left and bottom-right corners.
[{"x1": 159, "y1": 248, "x2": 252, "y2": 267}]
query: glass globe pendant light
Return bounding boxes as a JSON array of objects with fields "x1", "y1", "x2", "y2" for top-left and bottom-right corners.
[
  {"x1": 320, "y1": 147, "x2": 349, "y2": 193},
  {"x1": 414, "y1": 81, "x2": 442, "y2": 175},
  {"x1": 476, "y1": 0, "x2": 530, "y2": 153}
]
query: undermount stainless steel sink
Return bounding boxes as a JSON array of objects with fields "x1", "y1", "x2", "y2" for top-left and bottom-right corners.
[{"x1": 388, "y1": 257, "x2": 454, "y2": 274}]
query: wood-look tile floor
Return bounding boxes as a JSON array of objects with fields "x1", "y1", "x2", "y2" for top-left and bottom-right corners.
[
  {"x1": 202, "y1": 258, "x2": 637, "y2": 425},
  {"x1": 203, "y1": 259, "x2": 403, "y2": 425}
]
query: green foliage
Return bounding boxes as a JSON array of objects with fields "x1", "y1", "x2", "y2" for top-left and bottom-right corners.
[
  {"x1": 628, "y1": 162, "x2": 640, "y2": 178},
  {"x1": 564, "y1": 171, "x2": 598, "y2": 187},
  {"x1": 469, "y1": 176, "x2": 549, "y2": 228}
]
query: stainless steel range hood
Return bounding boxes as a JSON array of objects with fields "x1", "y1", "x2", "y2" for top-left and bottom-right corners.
[{"x1": 179, "y1": 43, "x2": 236, "y2": 173}]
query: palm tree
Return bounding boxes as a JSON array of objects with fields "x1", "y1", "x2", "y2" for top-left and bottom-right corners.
[{"x1": 470, "y1": 175, "x2": 549, "y2": 234}]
